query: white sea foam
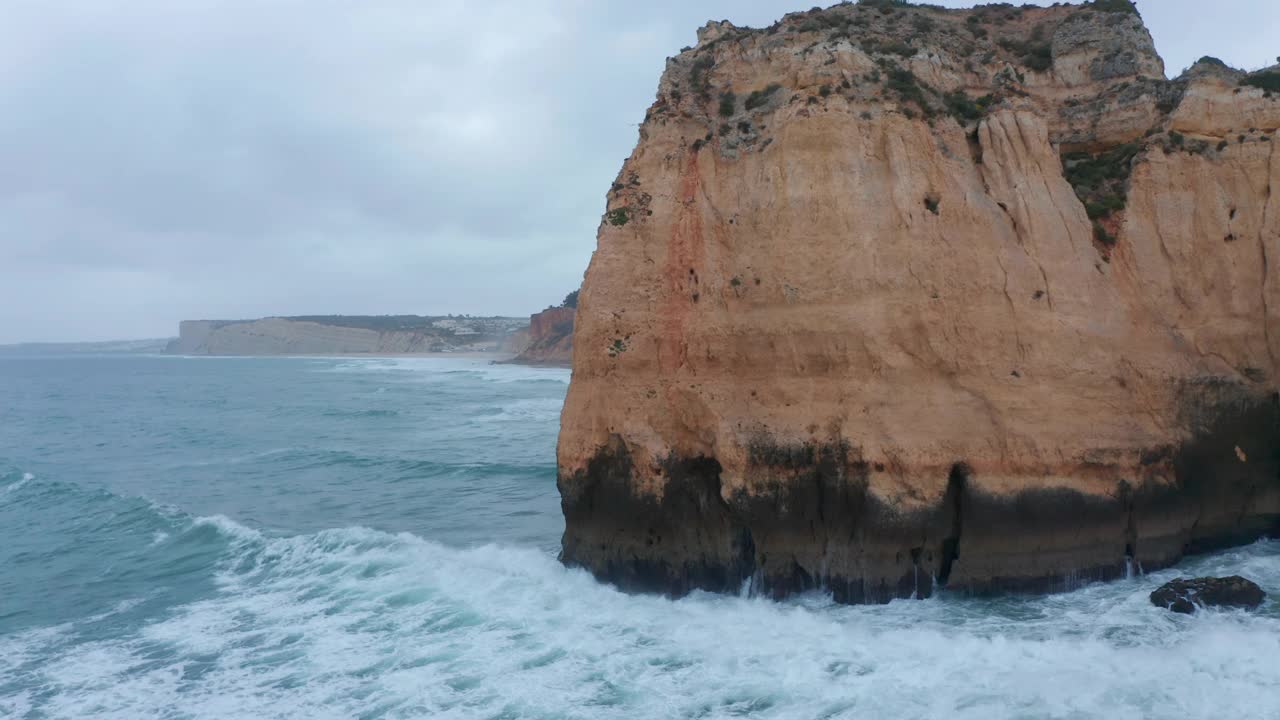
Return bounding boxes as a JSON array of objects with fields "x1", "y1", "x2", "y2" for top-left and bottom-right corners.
[
  {"x1": 323, "y1": 356, "x2": 570, "y2": 385},
  {"x1": 190, "y1": 514, "x2": 265, "y2": 544},
  {"x1": 477, "y1": 397, "x2": 566, "y2": 424},
  {"x1": 15, "y1": 520, "x2": 1280, "y2": 720},
  {"x1": 0, "y1": 690, "x2": 31, "y2": 718},
  {"x1": 4, "y1": 472, "x2": 34, "y2": 494},
  {"x1": 166, "y1": 447, "x2": 298, "y2": 469}
]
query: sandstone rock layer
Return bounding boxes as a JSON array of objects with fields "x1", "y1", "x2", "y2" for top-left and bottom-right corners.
[
  {"x1": 558, "y1": 1, "x2": 1280, "y2": 603},
  {"x1": 508, "y1": 307, "x2": 575, "y2": 366}
]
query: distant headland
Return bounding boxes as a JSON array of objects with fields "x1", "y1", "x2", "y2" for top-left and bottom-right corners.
[{"x1": 165, "y1": 305, "x2": 576, "y2": 366}]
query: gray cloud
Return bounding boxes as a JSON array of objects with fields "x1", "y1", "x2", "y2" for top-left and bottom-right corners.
[{"x1": 0, "y1": 0, "x2": 1275, "y2": 342}]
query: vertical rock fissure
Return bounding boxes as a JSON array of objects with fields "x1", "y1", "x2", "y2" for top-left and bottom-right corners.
[
  {"x1": 1036, "y1": 264, "x2": 1056, "y2": 312},
  {"x1": 736, "y1": 525, "x2": 757, "y2": 591},
  {"x1": 993, "y1": 252, "x2": 1026, "y2": 358},
  {"x1": 909, "y1": 546, "x2": 924, "y2": 598},
  {"x1": 987, "y1": 158, "x2": 1057, "y2": 314},
  {"x1": 937, "y1": 463, "x2": 969, "y2": 588},
  {"x1": 1120, "y1": 480, "x2": 1138, "y2": 569}
]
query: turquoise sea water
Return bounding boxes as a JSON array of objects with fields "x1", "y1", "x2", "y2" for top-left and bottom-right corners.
[{"x1": 2, "y1": 355, "x2": 1279, "y2": 719}]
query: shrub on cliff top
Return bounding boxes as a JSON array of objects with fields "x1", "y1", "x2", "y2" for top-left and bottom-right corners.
[
  {"x1": 561, "y1": 290, "x2": 579, "y2": 309},
  {"x1": 866, "y1": 38, "x2": 917, "y2": 58},
  {"x1": 1089, "y1": 0, "x2": 1139, "y2": 15},
  {"x1": 1242, "y1": 72, "x2": 1280, "y2": 93},
  {"x1": 689, "y1": 56, "x2": 714, "y2": 97}
]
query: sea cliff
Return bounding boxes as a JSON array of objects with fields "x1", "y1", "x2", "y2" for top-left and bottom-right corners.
[
  {"x1": 557, "y1": 0, "x2": 1280, "y2": 602},
  {"x1": 508, "y1": 307, "x2": 576, "y2": 366}
]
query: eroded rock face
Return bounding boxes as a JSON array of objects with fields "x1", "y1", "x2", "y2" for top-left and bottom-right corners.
[
  {"x1": 558, "y1": 0, "x2": 1280, "y2": 603},
  {"x1": 1150, "y1": 576, "x2": 1266, "y2": 613},
  {"x1": 509, "y1": 307, "x2": 575, "y2": 366}
]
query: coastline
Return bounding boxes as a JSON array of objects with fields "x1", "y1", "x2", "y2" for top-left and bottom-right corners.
[
  {"x1": 163, "y1": 351, "x2": 521, "y2": 362},
  {"x1": 495, "y1": 356, "x2": 572, "y2": 369}
]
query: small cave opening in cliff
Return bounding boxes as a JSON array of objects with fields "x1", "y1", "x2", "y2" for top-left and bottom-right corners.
[{"x1": 937, "y1": 463, "x2": 970, "y2": 588}]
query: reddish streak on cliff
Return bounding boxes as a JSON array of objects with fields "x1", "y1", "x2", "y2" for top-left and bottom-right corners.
[{"x1": 658, "y1": 149, "x2": 704, "y2": 375}]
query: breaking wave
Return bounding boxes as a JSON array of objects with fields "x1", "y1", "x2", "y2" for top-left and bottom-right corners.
[
  {"x1": 3, "y1": 475, "x2": 1280, "y2": 719},
  {"x1": 4, "y1": 356, "x2": 1279, "y2": 719}
]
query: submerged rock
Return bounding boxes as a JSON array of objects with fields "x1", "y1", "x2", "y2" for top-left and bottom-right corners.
[
  {"x1": 558, "y1": 0, "x2": 1280, "y2": 604},
  {"x1": 1150, "y1": 576, "x2": 1266, "y2": 614}
]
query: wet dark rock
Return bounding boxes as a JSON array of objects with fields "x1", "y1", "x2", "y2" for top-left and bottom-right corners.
[{"x1": 1149, "y1": 576, "x2": 1266, "y2": 613}]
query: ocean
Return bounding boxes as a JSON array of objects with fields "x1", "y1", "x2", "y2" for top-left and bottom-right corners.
[{"x1": 1, "y1": 355, "x2": 1278, "y2": 719}]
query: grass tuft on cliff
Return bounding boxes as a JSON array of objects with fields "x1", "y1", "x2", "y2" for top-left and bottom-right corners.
[
  {"x1": 886, "y1": 68, "x2": 928, "y2": 109},
  {"x1": 998, "y1": 38, "x2": 1054, "y2": 72},
  {"x1": 745, "y1": 84, "x2": 783, "y2": 111},
  {"x1": 606, "y1": 208, "x2": 631, "y2": 226},
  {"x1": 719, "y1": 91, "x2": 737, "y2": 117},
  {"x1": 944, "y1": 91, "x2": 995, "y2": 121},
  {"x1": 690, "y1": 56, "x2": 715, "y2": 98}
]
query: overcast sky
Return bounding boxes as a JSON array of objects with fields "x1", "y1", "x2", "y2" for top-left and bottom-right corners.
[{"x1": 1, "y1": 0, "x2": 1276, "y2": 343}]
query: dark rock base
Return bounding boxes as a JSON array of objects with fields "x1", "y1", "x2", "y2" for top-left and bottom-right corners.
[{"x1": 558, "y1": 383, "x2": 1280, "y2": 604}]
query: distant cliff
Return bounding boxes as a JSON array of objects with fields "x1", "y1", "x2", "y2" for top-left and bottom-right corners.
[
  {"x1": 0, "y1": 338, "x2": 172, "y2": 355},
  {"x1": 508, "y1": 307, "x2": 575, "y2": 366},
  {"x1": 166, "y1": 316, "x2": 528, "y2": 355},
  {"x1": 558, "y1": 0, "x2": 1280, "y2": 604}
]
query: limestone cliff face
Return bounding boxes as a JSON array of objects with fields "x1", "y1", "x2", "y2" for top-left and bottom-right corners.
[
  {"x1": 510, "y1": 307, "x2": 575, "y2": 366},
  {"x1": 558, "y1": 0, "x2": 1280, "y2": 603}
]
